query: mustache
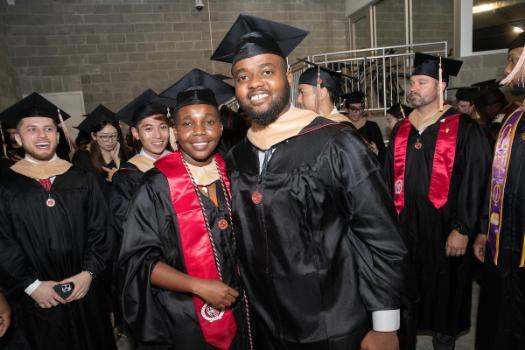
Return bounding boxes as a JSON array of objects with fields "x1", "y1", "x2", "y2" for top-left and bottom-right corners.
[{"x1": 407, "y1": 91, "x2": 421, "y2": 99}]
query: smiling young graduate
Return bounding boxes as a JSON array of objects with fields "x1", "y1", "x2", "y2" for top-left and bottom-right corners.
[
  {"x1": 211, "y1": 14, "x2": 409, "y2": 350},
  {"x1": 111, "y1": 89, "x2": 172, "y2": 245},
  {"x1": 384, "y1": 53, "x2": 492, "y2": 350},
  {"x1": 117, "y1": 69, "x2": 250, "y2": 350},
  {"x1": 0, "y1": 93, "x2": 116, "y2": 350}
]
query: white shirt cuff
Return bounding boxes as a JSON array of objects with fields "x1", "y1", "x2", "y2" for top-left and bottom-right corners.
[
  {"x1": 372, "y1": 309, "x2": 400, "y2": 332},
  {"x1": 24, "y1": 279, "x2": 42, "y2": 296}
]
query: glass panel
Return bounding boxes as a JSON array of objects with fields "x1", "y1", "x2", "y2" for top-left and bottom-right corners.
[
  {"x1": 473, "y1": 0, "x2": 525, "y2": 52},
  {"x1": 412, "y1": 0, "x2": 453, "y2": 53},
  {"x1": 376, "y1": 0, "x2": 406, "y2": 47},
  {"x1": 353, "y1": 14, "x2": 371, "y2": 49}
]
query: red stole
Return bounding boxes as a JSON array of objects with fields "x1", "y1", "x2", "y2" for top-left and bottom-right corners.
[
  {"x1": 155, "y1": 151, "x2": 237, "y2": 350},
  {"x1": 393, "y1": 114, "x2": 460, "y2": 214}
]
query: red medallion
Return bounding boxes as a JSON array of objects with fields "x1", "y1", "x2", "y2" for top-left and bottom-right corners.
[
  {"x1": 251, "y1": 191, "x2": 263, "y2": 205},
  {"x1": 218, "y1": 218, "x2": 229, "y2": 230},
  {"x1": 414, "y1": 141, "x2": 422, "y2": 150},
  {"x1": 46, "y1": 198, "x2": 56, "y2": 207}
]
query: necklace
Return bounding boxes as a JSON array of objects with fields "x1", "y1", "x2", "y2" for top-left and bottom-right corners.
[{"x1": 180, "y1": 156, "x2": 254, "y2": 349}]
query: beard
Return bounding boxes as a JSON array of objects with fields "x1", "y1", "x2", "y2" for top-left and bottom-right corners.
[
  {"x1": 240, "y1": 81, "x2": 291, "y2": 126},
  {"x1": 407, "y1": 91, "x2": 436, "y2": 108},
  {"x1": 26, "y1": 144, "x2": 58, "y2": 162}
]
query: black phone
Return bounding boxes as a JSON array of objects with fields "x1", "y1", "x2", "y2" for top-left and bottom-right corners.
[{"x1": 53, "y1": 282, "x2": 75, "y2": 299}]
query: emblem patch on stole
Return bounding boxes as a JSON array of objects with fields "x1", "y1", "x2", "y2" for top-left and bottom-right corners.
[
  {"x1": 201, "y1": 303, "x2": 225, "y2": 322},
  {"x1": 394, "y1": 180, "x2": 403, "y2": 195}
]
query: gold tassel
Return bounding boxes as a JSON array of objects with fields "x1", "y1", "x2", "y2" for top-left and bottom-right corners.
[
  {"x1": 315, "y1": 65, "x2": 322, "y2": 115},
  {"x1": 438, "y1": 57, "x2": 444, "y2": 112},
  {"x1": 400, "y1": 104, "x2": 407, "y2": 119}
]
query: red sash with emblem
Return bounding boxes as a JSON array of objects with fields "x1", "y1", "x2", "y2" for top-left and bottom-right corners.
[
  {"x1": 155, "y1": 151, "x2": 237, "y2": 350},
  {"x1": 393, "y1": 115, "x2": 460, "y2": 214}
]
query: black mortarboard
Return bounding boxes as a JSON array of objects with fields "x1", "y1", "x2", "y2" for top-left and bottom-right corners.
[
  {"x1": 412, "y1": 53, "x2": 463, "y2": 83},
  {"x1": 77, "y1": 104, "x2": 116, "y2": 133},
  {"x1": 454, "y1": 87, "x2": 476, "y2": 102},
  {"x1": 342, "y1": 91, "x2": 366, "y2": 105},
  {"x1": 387, "y1": 103, "x2": 413, "y2": 120},
  {"x1": 297, "y1": 59, "x2": 358, "y2": 93},
  {"x1": 509, "y1": 32, "x2": 525, "y2": 51},
  {"x1": 472, "y1": 80, "x2": 507, "y2": 108},
  {"x1": 159, "y1": 68, "x2": 235, "y2": 111},
  {"x1": 115, "y1": 89, "x2": 167, "y2": 127},
  {"x1": 0, "y1": 92, "x2": 71, "y2": 128},
  {"x1": 210, "y1": 14, "x2": 308, "y2": 64}
]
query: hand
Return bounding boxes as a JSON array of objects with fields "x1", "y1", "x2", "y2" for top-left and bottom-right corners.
[
  {"x1": 445, "y1": 229, "x2": 469, "y2": 257},
  {"x1": 30, "y1": 281, "x2": 66, "y2": 308},
  {"x1": 192, "y1": 279, "x2": 239, "y2": 310},
  {"x1": 110, "y1": 142, "x2": 120, "y2": 165},
  {"x1": 0, "y1": 293, "x2": 11, "y2": 337},
  {"x1": 473, "y1": 234, "x2": 488, "y2": 262},
  {"x1": 101, "y1": 166, "x2": 118, "y2": 182},
  {"x1": 369, "y1": 142, "x2": 379, "y2": 155},
  {"x1": 60, "y1": 271, "x2": 92, "y2": 302},
  {"x1": 360, "y1": 330, "x2": 399, "y2": 350}
]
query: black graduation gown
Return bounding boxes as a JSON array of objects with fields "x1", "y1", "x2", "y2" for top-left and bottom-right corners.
[
  {"x1": 110, "y1": 161, "x2": 144, "y2": 247},
  {"x1": 384, "y1": 108, "x2": 492, "y2": 336},
  {"x1": 475, "y1": 108, "x2": 525, "y2": 350},
  {"x1": 118, "y1": 170, "x2": 247, "y2": 350},
  {"x1": 226, "y1": 117, "x2": 408, "y2": 349},
  {"x1": 72, "y1": 149, "x2": 116, "y2": 201},
  {"x1": 0, "y1": 167, "x2": 116, "y2": 350},
  {"x1": 355, "y1": 120, "x2": 386, "y2": 165}
]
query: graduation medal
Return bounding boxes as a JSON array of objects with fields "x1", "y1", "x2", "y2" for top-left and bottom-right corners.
[
  {"x1": 218, "y1": 218, "x2": 229, "y2": 230},
  {"x1": 251, "y1": 191, "x2": 263, "y2": 205},
  {"x1": 414, "y1": 139, "x2": 422, "y2": 150},
  {"x1": 46, "y1": 197, "x2": 56, "y2": 207}
]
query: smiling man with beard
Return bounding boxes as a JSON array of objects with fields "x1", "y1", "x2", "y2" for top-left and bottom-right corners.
[
  {"x1": 211, "y1": 14, "x2": 409, "y2": 350},
  {"x1": 384, "y1": 53, "x2": 492, "y2": 350},
  {"x1": 0, "y1": 93, "x2": 115, "y2": 350}
]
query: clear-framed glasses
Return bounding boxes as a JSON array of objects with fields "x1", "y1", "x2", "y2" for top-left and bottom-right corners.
[{"x1": 97, "y1": 133, "x2": 119, "y2": 142}]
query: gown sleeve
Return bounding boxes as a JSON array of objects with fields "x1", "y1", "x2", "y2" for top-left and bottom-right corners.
[
  {"x1": 82, "y1": 172, "x2": 114, "y2": 277},
  {"x1": 329, "y1": 129, "x2": 410, "y2": 311},
  {"x1": 117, "y1": 172, "x2": 174, "y2": 343},
  {"x1": 0, "y1": 184, "x2": 37, "y2": 294},
  {"x1": 451, "y1": 119, "x2": 492, "y2": 237},
  {"x1": 370, "y1": 121, "x2": 386, "y2": 166}
]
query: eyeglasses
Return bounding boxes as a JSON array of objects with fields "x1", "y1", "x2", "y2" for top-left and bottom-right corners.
[{"x1": 97, "y1": 133, "x2": 119, "y2": 142}]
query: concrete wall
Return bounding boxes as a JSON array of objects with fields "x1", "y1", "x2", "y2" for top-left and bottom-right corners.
[
  {"x1": 0, "y1": 0, "x2": 348, "y2": 112},
  {"x1": 0, "y1": 18, "x2": 18, "y2": 110}
]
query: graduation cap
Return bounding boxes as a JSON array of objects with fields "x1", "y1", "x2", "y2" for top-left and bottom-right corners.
[
  {"x1": 210, "y1": 14, "x2": 308, "y2": 64},
  {"x1": 0, "y1": 92, "x2": 71, "y2": 129},
  {"x1": 342, "y1": 91, "x2": 366, "y2": 105},
  {"x1": 159, "y1": 68, "x2": 235, "y2": 112},
  {"x1": 387, "y1": 103, "x2": 412, "y2": 120},
  {"x1": 412, "y1": 53, "x2": 463, "y2": 111},
  {"x1": 77, "y1": 104, "x2": 117, "y2": 134},
  {"x1": 471, "y1": 80, "x2": 507, "y2": 108},
  {"x1": 114, "y1": 89, "x2": 167, "y2": 128},
  {"x1": 452, "y1": 87, "x2": 477, "y2": 102},
  {"x1": 297, "y1": 59, "x2": 357, "y2": 91},
  {"x1": 412, "y1": 53, "x2": 463, "y2": 83},
  {"x1": 509, "y1": 32, "x2": 525, "y2": 51}
]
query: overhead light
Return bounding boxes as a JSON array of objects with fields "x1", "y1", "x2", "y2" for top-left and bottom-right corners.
[
  {"x1": 513, "y1": 26, "x2": 524, "y2": 33},
  {"x1": 473, "y1": 3, "x2": 497, "y2": 13}
]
